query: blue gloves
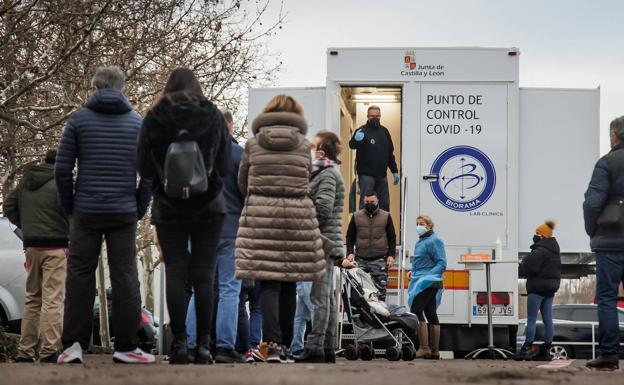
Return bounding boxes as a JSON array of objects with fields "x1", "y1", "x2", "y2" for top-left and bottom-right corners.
[
  {"x1": 393, "y1": 173, "x2": 399, "y2": 186},
  {"x1": 354, "y1": 129, "x2": 365, "y2": 141}
]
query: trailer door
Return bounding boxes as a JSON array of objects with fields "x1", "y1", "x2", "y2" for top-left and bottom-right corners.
[{"x1": 419, "y1": 83, "x2": 509, "y2": 248}]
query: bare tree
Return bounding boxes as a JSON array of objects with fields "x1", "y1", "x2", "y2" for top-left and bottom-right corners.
[{"x1": 1, "y1": 0, "x2": 284, "y2": 310}]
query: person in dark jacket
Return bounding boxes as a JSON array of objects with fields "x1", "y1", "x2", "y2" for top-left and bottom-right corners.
[
  {"x1": 583, "y1": 115, "x2": 624, "y2": 370},
  {"x1": 3, "y1": 150, "x2": 69, "y2": 363},
  {"x1": 209, "y1": 109, "x2": 246, "y2": 363},
  {"x1": 295, "y1": 131, "x2": 351, "y2": 363},
  {"x1": 345, "y1": 190, "x2": 397, "y2": 301},
  {"x1": 515, "y1": 220, "x2": 561, "y2": 361},
  {"x1": 55, "y1": 66, "x2": 154, "y2": 365},
  {"x1": 137, "y1": 68, "x2": 230, "y2": 365},
  {"x1": 348, "y1": 105, "x2": 399, "y2": 211}
]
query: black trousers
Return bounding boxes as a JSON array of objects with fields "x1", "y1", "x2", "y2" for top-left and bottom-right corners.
[
  {"x1": 62, "y1": 211, "x2": 140, "y2": 351},
  {"x1": 410, "y1": 287, "x2": 440, "y2": 325},
  {"x1": 259, "y1": 280, "x2": 296, "y2": 346},
  {"x1": 156, "y1": 219, "x2": 223, "y2": 344}
]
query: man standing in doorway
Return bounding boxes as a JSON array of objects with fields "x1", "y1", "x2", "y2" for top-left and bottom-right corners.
[
  {"x1": 345, "y1": 191, "x2": 396, "y2": 301},
  {"x1": 349, "y1": 105, "x2": 399, "y2": 211},
  {"x1": 583, "y1": 115, "x2": 624, "y2": 371}
]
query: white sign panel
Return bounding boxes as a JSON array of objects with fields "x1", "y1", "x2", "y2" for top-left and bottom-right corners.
[{"x1": 419, "y1": 84, "x2": 508, "y2": 247}]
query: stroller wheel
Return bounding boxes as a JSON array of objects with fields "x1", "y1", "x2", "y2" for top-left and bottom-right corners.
[
  {"x1": 359, "y1": 344, "x2": 374, "y2": 361},
  {"x1": 345, "y1": 344, "x2": 360, "y2": 361},
  {"x1": 386, "y1": 346, "x2": 402, "y2": 361},
  {"x1": 402, "y1": 346, "x2": 416, "y2": 361}
]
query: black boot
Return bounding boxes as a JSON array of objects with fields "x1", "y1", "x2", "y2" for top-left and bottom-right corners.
[
  {"x1": 533, "y1": 343, "x2": 552, "y2": 361},
  {"x1": 195, "y1": 335, "x2": 214, "y2": 365},
  {"x1": 586, "y1": 355, "x2": 619, "y2": 371},
  {"x1": 293, "y1": 348, "x2": 325, "y2": 363},
  {"x1": 169, "y1": 335, "x2": 190, "y2": 365},
  {"x1": 324, "y1": 349, "x2": 336, "y2": 364},
  {"x1": 513, "y1": 342, "x2": 536, "y2": 361}
]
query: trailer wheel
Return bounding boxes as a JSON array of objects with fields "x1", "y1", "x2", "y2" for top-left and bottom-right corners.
[
  {"x1": 345, "y1": 344, "x2": 360, "y2": 361},
  {"x1": 386, "y1": 346, "x2": 402, "y2": 361},
  {"x1": 359, "y1": 344, "x2": 374, "y2": 361},
  {"x1": 402, "y1": 346, "x2": 416, "y2": 361}
]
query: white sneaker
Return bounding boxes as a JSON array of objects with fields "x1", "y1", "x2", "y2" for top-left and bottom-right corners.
[
  {"x1": 57, "y1": 342, "x2": 83, "y2": 364},
  {"x1": 113, "y1": 348, "x2": 156, "y2": 364}
]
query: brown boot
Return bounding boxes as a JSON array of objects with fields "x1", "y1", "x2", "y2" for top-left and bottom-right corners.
[
  {"x1": 586, "y1": 355, "x2": 619, "y2": 371},
  {"x1": 427, "y1": 324, "x2": 440, "y2": 360},
  {"x1": 415, "y1": 322, "x2": 431, "y2": 359}
]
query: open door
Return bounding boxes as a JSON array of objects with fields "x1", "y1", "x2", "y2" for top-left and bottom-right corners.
[{"x1": 339, "y1": 86, "x2": 402, "y2": 244}]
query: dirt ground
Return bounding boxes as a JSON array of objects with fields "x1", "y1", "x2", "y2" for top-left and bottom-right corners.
[{"x1": 1, "y1": 356, "x2": 623, "y2": 385}]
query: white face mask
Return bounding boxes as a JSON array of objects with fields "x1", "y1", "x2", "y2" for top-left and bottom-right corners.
[
  {"x1": 310, "y1": 150, "x2": 317, "y2": 160},
  {"x1": 416, "y1": 225, "x2": 428, "y2": 236}
]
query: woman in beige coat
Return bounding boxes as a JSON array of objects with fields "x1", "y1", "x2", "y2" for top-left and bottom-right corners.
[{"x1": 236, "y1": 95, "x2": 326, "y2": 363}]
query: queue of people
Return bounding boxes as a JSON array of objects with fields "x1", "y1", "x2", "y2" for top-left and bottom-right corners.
[{"x1": 2, "y1": 65, "x2": 622, "y2": 370}]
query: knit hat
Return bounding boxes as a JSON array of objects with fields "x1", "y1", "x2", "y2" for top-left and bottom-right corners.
[{"x1": 535, "y1": 220, "x2": 556, "y2": 238}]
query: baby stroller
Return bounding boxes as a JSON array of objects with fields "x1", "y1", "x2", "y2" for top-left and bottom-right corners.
[{"x1": 341, "y1": 268, "x2": 419, "y2": 361}]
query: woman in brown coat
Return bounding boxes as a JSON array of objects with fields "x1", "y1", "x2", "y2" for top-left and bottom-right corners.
[{"x1": 236, "y1": 95, "x2": 325, "y2": 363}]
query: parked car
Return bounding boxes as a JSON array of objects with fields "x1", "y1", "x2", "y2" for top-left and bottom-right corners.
[
  {"x1": 92, "y1": 288, "x2": 158, "y2": 353},
  {"x1": 517, "y1": 304, "x2": 624, "y2": 359},
  {"x1": 0, "y1": 217, "x2": 26, "y2": 333}
]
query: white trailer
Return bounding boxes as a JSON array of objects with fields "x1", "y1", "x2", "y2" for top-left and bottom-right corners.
[{"x1": 248, "y1": 47, "x2": 599, "y2": 354}]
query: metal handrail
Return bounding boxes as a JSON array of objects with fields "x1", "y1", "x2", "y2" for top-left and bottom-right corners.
[
  {"x1": 398, "y1": 175, "x2": 408, "y2": 305},
  {"x1": 530, "y1": 320, "x2": 624, "y2": 360}
]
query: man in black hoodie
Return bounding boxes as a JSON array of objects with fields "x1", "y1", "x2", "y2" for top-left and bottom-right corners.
[
  {"x1": 3, "y1": 150, "x2": 69, "y2": 363},
  {"x1": 349, "y1": 105, "x2": 399, "y2": 211}
]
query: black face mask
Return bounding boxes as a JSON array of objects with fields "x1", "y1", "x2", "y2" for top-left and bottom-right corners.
[
  {"x1": 365, "y1": 203, "x2": 378, "y2": 214},
  {"x1": 533, "y1": 235, "x2": 542, "y2": 244},
  {"x1": 368, "y1": 117, "x2": 380, "y2": 127}
]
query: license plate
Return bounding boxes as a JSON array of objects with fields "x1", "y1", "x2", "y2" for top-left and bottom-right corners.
[{"x1": 473, "y1": 304, "x2": 514, "y2": 316}]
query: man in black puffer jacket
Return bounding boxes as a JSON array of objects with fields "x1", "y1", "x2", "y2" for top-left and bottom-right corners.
[
  {"x1": 516, "y1": 220, "x2": 561, "y2": 362},
  {"x1": 583, "y1": 115, "x2": 624, "y2": 370},
  {"x1": 55, "y1": 66, "x2": 154, "y2": 365}
]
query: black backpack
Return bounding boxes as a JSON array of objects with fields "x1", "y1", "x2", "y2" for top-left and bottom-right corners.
[{"x1": 160, "y1": 130, "x2": 209, "y2": 199}]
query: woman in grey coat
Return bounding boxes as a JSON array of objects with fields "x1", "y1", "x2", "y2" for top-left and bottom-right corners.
[{"x1": 294, "y1": 131, "x2": 354, "y2": 363}]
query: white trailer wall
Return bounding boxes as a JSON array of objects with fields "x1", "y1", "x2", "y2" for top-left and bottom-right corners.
[{"x1": 518, "y1": 88, "x2": 600, "y2": 253}]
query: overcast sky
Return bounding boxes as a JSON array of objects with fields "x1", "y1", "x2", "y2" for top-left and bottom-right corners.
[{"x1": 260, "y1": 0, "x2": 623, "y2": 153}]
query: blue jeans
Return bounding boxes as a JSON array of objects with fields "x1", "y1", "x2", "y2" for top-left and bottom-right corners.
[
  {"x1": 290, "y1": 281, "x2": 314, "y2": 352},
  {"x1": 237, "y1": 282, "x2": 263, "y2": 352},
  {"x1": 185, "y1": 239, "x2": 241, "y2": 349},
  {"x1": 525, "y1": 293, "x2": 554, "y2": 344},
  {"x1": 215, "y1": 239, "x2": 241, "y2": 349},
  {"x1": 596, "y1": 252, "x2": 624, "y2": 356},
  {"x1": 186, "y1": 294, "x2": 197, "y2": 349}
]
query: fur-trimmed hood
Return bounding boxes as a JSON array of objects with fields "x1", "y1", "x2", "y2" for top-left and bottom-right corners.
[{"x1": 251, "y1": 112, "x2": 308, "y2": 152}]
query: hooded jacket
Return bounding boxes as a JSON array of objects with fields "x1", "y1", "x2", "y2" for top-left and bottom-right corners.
[
  {"x1": 137, "y1": 94, "x2": 230, "y2": 225},
  {"x1": 520, "y1": 237, "x2": 562, "y2": 297},
  {"x1": 55, "y1": 89, "x2": 151, "y2": 217},
  {"x1": 3, "y1": 162, "x2": 69, "y2": 247},
  {"x1": 235, "y1": 112, "x2": 326, "y2": 281}
]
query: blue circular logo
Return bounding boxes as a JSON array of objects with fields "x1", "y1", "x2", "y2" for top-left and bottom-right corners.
[{"x1": 429, "y1": 146, "x2": 496, "y2": 212}]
